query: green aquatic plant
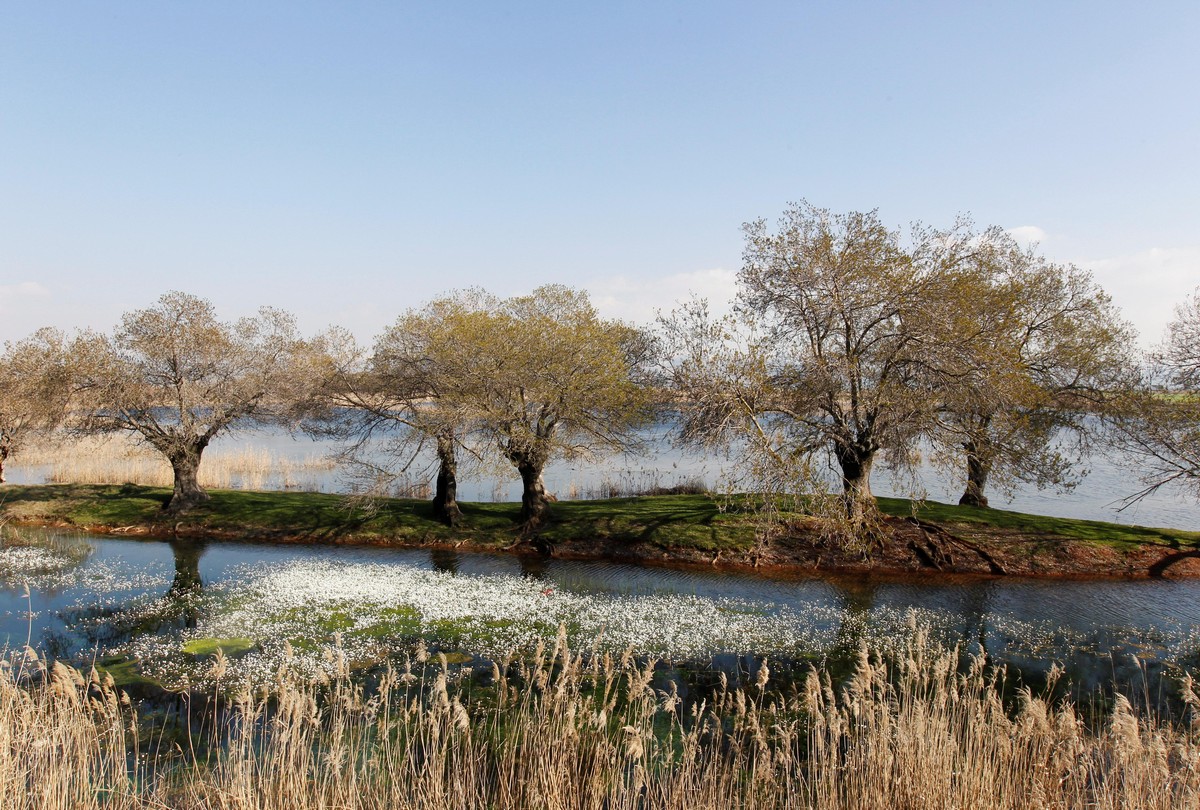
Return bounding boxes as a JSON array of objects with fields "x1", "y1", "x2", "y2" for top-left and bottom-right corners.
[{"x1": 180, "y1": 637, "x2": 254, "y2": 657}]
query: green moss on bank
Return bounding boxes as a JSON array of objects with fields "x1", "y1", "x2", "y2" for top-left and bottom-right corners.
[
  {"x1": 2, "y1": 483, "x2": 1196, "y2": 557},
  {"x1": 0, "y1": 483, "x2": 766, "y2": 553},
  {"x1": 877, "y1": 496, "x2": 1200, "y2": 550}
]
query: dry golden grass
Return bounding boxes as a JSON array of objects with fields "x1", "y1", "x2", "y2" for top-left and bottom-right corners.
[
  {"x1": 13, "y1": 435, "x2": 336, "y2": 492},
  {"x1": 3, "y1": 633, "x2": 1200, "y2": 809}
]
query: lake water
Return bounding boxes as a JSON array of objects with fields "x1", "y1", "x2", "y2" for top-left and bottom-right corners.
[
  {"x1": 2, "y1": 526, "x2": 1198, "y2": 706},
  {"x1": 9, "y1": 423, "x2": 1199, "y2": 530}
]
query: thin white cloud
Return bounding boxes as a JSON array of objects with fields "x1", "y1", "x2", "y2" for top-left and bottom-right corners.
[
  {"x1": 1007, "y1": 225, "x2": 1048, "y2": 247},
  {"x1": 1082, "y1": 246, "x2": 1200, "y2": 346},
  {"x1": 587, "y1": 268, "x2": 738, "y2": 326}
]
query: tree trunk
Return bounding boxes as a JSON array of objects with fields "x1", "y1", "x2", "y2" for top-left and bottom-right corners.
[
  {"x1": 431, "y1": 432, "x2": 463, "y2": 526},
  {"x1": 0, "y1": 444, "x2": 7, "y2": 484},
  {"x1": 517, "y1": 460, "x2": 550, "y2": 529},
  {"x1": 958, "y1": 440, "x2": 992, "y2": 508},
  {"x1": 834, "y1": 443, "x2": 879, "y2": 528},
  {"x1": 166, "y1": 444, "x2": 210, "y2": 513}
]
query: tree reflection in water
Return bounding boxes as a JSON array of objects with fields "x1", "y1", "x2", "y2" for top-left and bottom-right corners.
[
  {"x1": 428, "y1": 548, "x2": 459, "y2": 575},
  {"x1": 52, "y1": 538, "x2": 210, "y2": 653},
  {"x1": 168, "y1": 538, "x2": 207, "y2": 628}
]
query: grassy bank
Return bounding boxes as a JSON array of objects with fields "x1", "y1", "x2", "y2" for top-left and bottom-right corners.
[
  {"x1": 2, "y1": 483, "x2": 1198, "y2": 577},
  {"x1": 0, "y1": 483, "x2": 764, "y2": 551},
  {"x1": 4, "y1": 635, "x2": 1199, "y2": 809}
]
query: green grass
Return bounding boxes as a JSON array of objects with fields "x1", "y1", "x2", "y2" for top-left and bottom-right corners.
[
  {"x1": 2, "y1": 482, "x2": 1197, "y2": 557},
  {"x1": 180, "y1": 637, "x2": 254, "y2": 657},
  {"x1": 878, "y1": 496, "x2": 1200, "y2": 550},
  {"x1": 94, "y1": 655, "x2": 164, "y2": 693}
]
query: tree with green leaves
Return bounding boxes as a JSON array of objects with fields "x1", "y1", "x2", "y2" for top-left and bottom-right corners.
[
  {"x1": 310, "y1": 286, "x2": 654, "y2": 530},
  {"x1": 664, "y1": 202, "x2": 997, "y2": 533},
  {"x1": 933, "y1": 236, "x2": 1137, "y2": 507},
  {"x1": 0, "y1": 328, "x2": 73, "y2": 483},
  {"x1": 475, "y1": 285, "x2": 656, "y2": 528},
  {"x1": 306, "y1": 292, "x2": 499, "y2": 526},
  {"x1": 70, "y1": 291, "x2": 308, "y2": 513}
]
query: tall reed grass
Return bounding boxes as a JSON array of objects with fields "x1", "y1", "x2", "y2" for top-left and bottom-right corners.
[
  {"x1": 565, "y1": 471, "x2": 710, "y2": 500},
  {"x1": 4, "y1": 631, "x2": 1200, "y2": 809}
]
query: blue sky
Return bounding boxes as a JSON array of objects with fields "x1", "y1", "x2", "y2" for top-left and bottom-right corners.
[{"x1": 2, "y1": 1, "x2": 1197, "y2": 346}]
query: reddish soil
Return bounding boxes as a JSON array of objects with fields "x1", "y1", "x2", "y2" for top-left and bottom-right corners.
[
  {"x1": 544, "y1": 515, "x2": 1200, "y2": 581},
  {"x1": 21, "y1": 512, "x2": 1200, "y2": 583}
]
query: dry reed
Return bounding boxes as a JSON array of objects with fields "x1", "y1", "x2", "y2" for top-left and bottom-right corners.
[
  {"x1": 567, "y1": 471, "x2": 710, "y2": 500},
  {"x1": 12, "y1": 435, "x2": 336, "y2": 493},
  {"x1": 4, "y1": 630, "x2": 1200, "y2": 809}
]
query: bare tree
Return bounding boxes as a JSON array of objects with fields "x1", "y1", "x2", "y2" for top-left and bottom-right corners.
[
  {"x1": 70, "y1": 291, "x2": 307, "y2": 513},
  {"x1": 1160, "y1": 287, "x2": 1200, "y2": 390},
  {"x1": 0, "y1": 328, "x2": 72, "y2": 483},
  {"x1": 1108, "y1": 287, "x2": 1200, "y2": 504}
]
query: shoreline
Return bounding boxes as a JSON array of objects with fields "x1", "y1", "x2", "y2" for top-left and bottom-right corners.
[{"x1": 3, "y1": 483, "x2": 1199, "y2": 582}]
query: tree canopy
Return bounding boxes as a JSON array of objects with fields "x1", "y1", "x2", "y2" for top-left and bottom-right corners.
[
  {"x1": 69, "y1": 291, "x2": 308, "y2": 512},
  {"x1": 304, "y1": 285, "x2": 655, "y2": 531},
  {"x1": 0, "y1": 328, "x2": 72, "y2": 483},
  {"x1": 307, "y1": 291, "x2": 501, "y2": 526},
  {"x1": 481, "y1": 285, "x2": 656, "y2": 527},
  {"x1": 666, "y1": 202, "x2": 988, "y2": 531},
  {"x1": 930, "y1": 234, "x2": 1137, "y2": 507}
]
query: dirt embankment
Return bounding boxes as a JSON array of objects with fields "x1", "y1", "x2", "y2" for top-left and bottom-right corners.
[
  {"x1": 541, "y1": 515, "x2": 1200, "y2": 581},
  {"x1": 12, "y1": 511, "x2": 1200, "y2": 582}
]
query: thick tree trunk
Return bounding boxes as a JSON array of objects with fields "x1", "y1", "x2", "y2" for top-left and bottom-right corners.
[
  {"x1": 517, "y1": 461, "x2": 550, "y2": 528},
  {"x1": 431, "y1": 432, "x2": 463, "y2": 526},
  {"x1": 958, "y1": 440, "x2": 992, "y2": 508},
  {"x1": 166, "y1": 444, "x2": 210, "y2": 513},
  {"x1": 834, "y1": 443, "x2": 879, "y2": 528}
]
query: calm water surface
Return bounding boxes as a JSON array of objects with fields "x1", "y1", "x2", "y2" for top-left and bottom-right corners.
[
  {"x1": 9, "y1": 425, "x2": 1200, "y2": 530},
  {"x1": 3, "y1": 527, "x2": 1198, "y2": 702}
]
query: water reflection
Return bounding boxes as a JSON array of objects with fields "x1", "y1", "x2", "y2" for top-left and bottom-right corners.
[
  {"x1": 516, "y1": 553, "x2": 548, "y2": 580},
  {"x1": 429, "y1": 548, "x2": 460, "y2": 575},
  {"x1": 169, "y1": 539, "x2": 206, "y2": 594},
  {"x1": 2, "y1": 527, "x2": 1199, "y2": 709},
  {"x1": 828, "y1": 577, "x2": 877, "y2": 667},
  {"x1": 168, "y1": 538, "x2": 206, "y2": 629}
]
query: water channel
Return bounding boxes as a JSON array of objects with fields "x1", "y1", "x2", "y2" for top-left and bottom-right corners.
[
  {"x1": 3, "y1": 526, "x2": 1199, "y2": 709},
  {"x1": 4, "y1": 423, "x2": 1199, "y2": 708}
]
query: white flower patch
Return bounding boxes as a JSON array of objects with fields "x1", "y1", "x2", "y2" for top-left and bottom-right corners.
[
  {"x1": 112, "y1": 559, "x2": 865, "y2": 686},
  {"x1": 204, "y1": 560, "x2": 846, "y2": 658},
  {"x1": 115, "y1": 556, "x2": 1174, "y2": 689},
  {"x1": 0, "y1": 546, "x2": 67, "y2": 577},
  {"x1": 70, "y1": 555, "x2": 1200, "y2": 693}
]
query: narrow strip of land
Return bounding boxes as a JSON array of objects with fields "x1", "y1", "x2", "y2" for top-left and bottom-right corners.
[{"x1": 3, "y1": 484, "x2": 1198, "y2": 579}]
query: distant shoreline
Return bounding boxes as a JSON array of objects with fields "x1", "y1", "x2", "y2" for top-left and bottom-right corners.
[{"x1": 3, "y1": 483, "x2": 1199, "y2": 581}]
